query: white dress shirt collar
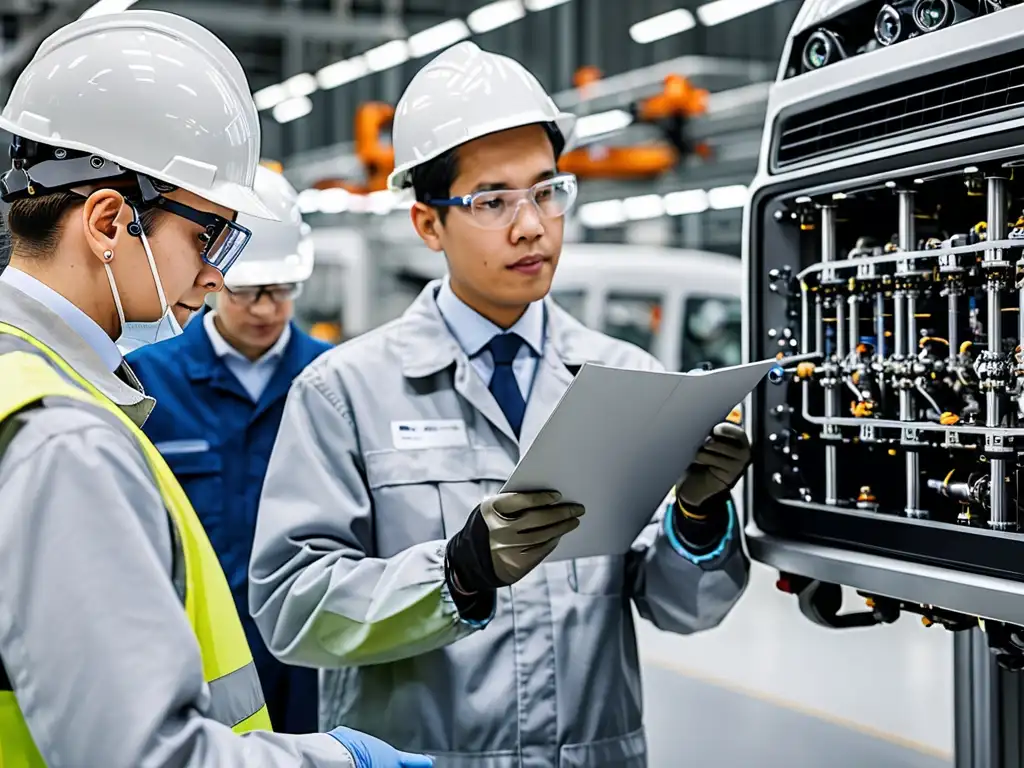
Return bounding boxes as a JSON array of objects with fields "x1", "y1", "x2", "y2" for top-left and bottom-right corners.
[
  {"x1": 203, "y1": 310, "x2": 291, "y2": 365},
  {"x1": 435, "y1": 276, "x2": 545, "y2": 358},
  {"x1": 0, "y1": 266, "x2": 122, "y2": 372}
]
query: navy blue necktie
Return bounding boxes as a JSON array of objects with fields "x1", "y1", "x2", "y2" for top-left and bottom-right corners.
[{"x1": 487, "y1": 333, "x2": 526, "y2": 437}]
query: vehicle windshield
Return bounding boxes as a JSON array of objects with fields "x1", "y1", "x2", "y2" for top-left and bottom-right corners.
[
  {"x1": 601, "y1": 292, "x2": 662, "y2": 354},
  {"x1": 681, "y1": 294, "x2": 742, "y2": 370}
]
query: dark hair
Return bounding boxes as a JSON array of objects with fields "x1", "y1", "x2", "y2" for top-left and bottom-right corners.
[
  {"x1": 410, "y1": 122, "x2": 566, "y2": 223},
  {"x1": 6, "y1": 191, "x2": 163, "y2": 258}
]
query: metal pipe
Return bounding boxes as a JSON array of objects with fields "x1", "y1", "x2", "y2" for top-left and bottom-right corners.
[
  {"x1": 835, "y1": 297, "x2": 847, "y2": 362},
  {"x1": 898, "y1": 189, "x2": 923, "y2": 517},
  {"x1": 986, "y1": 175, "x2": 1011, "y2": 530},
  {"x1": 894, "y1": 290, "x2": 906, "y2": 358},
  {"x1": 988, "y1": 176, "x2": 1008, "y2": 263},
  {"x1": 820, "y1": 204, "x2": 839, "y2": 506},
  {"x1": 848, "y1": 294, "x2": 860, "y2": 358},
  {"x1": 821, "y1": 205, "x2": 836, "y2": 281},
  {"x1": 907, "y1": 291, "x2": 919, "y2": 359},
  {"x1": 815, "y1": 296, "x2": 824, "y2": 357},
  {"x1": 898, "y1": 189, "x2": 916, "y2": 269},
  {"x1": 948, "y1": 288, "x2": 959, "y2": 366},
  {"x1": 987, "y1": 274, "x2": 1009, "y2": 529},
  {"x1": 875, "y1": 292, "x2": 886, "y2": 362}
]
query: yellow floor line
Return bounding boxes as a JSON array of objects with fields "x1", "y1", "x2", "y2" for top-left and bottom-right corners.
[{"x1": 645, "y1": 655, "x2": 953, "y2": 762}]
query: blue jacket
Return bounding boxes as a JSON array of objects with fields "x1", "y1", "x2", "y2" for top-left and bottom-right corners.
[{"x1": 126, "y1": 310, "x2": 332, "y2": 651}]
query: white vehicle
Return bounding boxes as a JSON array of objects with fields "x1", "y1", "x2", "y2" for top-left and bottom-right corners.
[{"x1": 312, "y1": 236, "x2": 743, "y2": 373}]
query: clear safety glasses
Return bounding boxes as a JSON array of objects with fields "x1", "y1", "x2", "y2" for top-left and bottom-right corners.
[
  {"x1": 225, "y1": 283, "x2": 303, "y2": 306},
  {"x1": 429, "y1": 173, "x2": 578, "y2": 230},
  {"x1": 134, "y1": 175, "x2": 252, "y2": 275}
]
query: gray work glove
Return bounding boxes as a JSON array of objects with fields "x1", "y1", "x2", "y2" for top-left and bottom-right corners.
[
  {"x1": 675, "y1": 422, "x2": 752, "y2": 510},
  {"x1": 445, "y1": 491, "x2": 584, "y2": 595}
]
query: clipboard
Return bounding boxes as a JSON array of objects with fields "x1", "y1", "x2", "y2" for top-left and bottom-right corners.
[{"x1": 500, "y1": 358, "x2": 777, "y2": 561}]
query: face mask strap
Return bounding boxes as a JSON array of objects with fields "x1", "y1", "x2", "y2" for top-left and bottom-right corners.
[
  {"x1": 127, "y1": 204, "x2": 170, "y2": 314},
  {"x1": 103, "y1": 260, "x2": 126, "y2": 330}
]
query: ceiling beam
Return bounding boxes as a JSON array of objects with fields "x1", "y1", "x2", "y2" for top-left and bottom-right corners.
[{"x1": 149, "y1": 2, "x2": 406, "y2": 42}]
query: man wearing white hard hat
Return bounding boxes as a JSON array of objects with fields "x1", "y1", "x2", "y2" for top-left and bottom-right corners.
[
  {"x1": 127, "y1": 165, "x2": 333, "y2": 737},
  {"x1": 251, "y1": 41, "x2": 750, "y2": 766},
  {"x1": 0, "y1": 11, "x2": 431, "y2": 768}
]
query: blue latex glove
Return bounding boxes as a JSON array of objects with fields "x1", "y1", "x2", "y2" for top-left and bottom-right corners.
[{"x1": 328, "y1": 726, "x2": 434, "y2": 768}]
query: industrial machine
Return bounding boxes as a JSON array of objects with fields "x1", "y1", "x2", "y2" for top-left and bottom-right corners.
[{"x1": 746, "y1": 1, "x2": 1024, "y2": 763}]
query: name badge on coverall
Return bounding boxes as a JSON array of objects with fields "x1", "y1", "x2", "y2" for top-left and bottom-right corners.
[{"x1": 391, "y1": 420, "x2": 469, "y2": 450}]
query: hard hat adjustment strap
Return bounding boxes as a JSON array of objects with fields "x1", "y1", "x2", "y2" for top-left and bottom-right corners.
[{"x1": 0, "y1": 144, "x2": 128, "y2": 202}]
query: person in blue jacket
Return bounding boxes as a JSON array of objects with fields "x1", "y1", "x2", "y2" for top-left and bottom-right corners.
[{"x1": 127, "y1": 165, "x2": 333, "y2": 735}]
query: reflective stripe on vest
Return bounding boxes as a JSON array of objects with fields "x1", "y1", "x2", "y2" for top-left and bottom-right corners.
[{"x1": 0, "y1": 324, "x2": 272, "y2": 765}]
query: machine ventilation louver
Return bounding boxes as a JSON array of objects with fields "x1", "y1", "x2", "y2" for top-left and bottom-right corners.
[{"x1": 774, "y1": 48, "x2": 1024, "y2": 168}]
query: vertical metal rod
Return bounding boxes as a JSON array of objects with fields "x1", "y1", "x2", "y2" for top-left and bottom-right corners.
[
  {"x1": 815, "y1": 296, "x2": 824, "y2": 356},
  {"x1": 874, "y1": 292, "x2": 886, "y2": 362},
  {"x1": 848, "y1": 295, "x2": 860, "y2": 357},
  {"x1": 821, "y1": 204, "x2": 839, "y2": 505},
  {"x1": 821, "y1": 204, "x2": 836, "y2": 278},
  {"x1": 948, "y1": 289, "x2": 959, "y2": 366},
  {"x1": 835, "y1": 297, "x2": 847, "y2": 361},
  {"x1": 899, "y1": 189, "x2": 916, "y2": 269},
  {"x1": 898, "y1": 189, "x2": 923, "y2": 517},
  {"x1": 987, "y1": 176, "x2": 1007, "y2": 263},
  {"x1": 801, "y1": 285, "x2": 810, "y2": 356},
  {"x1": 987, "y1": 176, "x2": 1010, "y2": 530}
]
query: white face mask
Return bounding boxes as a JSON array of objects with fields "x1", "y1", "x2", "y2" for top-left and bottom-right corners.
[{"x1": 106, "y1": 207, "x2": 187, "y2": 355}]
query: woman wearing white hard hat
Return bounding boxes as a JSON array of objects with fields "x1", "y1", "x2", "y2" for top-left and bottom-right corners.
[
  {"x1": 127, "y1": 166, "x2": 334, "y2": 738},
  {"x1": 0, "y1": 11, "x2": 431, "y2": 768},
  {"x1": 252, "y1": 41, "x2": 750, "y2": 767}
]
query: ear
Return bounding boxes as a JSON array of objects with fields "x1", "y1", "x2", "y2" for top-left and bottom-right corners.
[
  {"x1": 80, "y1": 189, "x2": 133, "y2": 263},
  {"x1": 410, "y1": 202, "x2": 444, "y2": 253}
]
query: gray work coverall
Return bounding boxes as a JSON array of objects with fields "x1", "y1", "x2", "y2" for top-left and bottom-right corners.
[
  {"x1": 250, "y1": 280, "x2": 750, "y2": 768},
  {"x1": 0, "y1": 280, "x2": 355, "y2": 767}
]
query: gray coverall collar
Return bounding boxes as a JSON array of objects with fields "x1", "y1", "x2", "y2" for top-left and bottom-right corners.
[
  {"x1": 395, "y1": 279, "x2": 593, "y2": 380},
  {"x1": 0, "y1": 280, "x2": 155, "y2": 426},
  {"x1": 395, "y1": 279, "x2": 596, "y2": 447}
]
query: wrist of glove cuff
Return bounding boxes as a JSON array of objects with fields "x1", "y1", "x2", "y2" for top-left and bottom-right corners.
[
  {"x1": 445, "y1": 505, "x2": 500, "y2": 621},
  {"x1": 672, "y1": 489, "x2": 733, "y2": 554}
]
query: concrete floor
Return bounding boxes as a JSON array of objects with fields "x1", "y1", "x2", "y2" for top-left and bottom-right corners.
[{"x1": 638, "y1": 562, "x2": 954, "y2": 766}]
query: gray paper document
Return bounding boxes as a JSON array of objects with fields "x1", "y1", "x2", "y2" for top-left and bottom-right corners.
[{"x1": 501, "y1": 358, "x2": 778, "y2": 561}]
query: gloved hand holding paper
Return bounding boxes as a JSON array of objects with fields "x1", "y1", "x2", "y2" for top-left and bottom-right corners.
[{"x1": 500, "y1": 359, "x2": 777, "y2": 561}]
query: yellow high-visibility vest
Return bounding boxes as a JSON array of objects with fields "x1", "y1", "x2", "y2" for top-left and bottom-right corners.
[{"x1": 0, "y1": 322, "x2": 272, "y2": 766}]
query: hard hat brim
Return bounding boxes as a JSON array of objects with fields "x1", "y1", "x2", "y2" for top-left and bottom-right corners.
[
  {"x1": 386, "y1": 110, "x2": 577, "y2": 192},
  {"x1": 0, "y1": 118, "x2": 280, "y2": 222}
]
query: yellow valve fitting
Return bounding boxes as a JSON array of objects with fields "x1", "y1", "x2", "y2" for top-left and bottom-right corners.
[
  {"x1": 796, "y1": 362, "x2": 816, "y2": 379},
  {"x1": 940, "y1": 412, "x2": 961, "y2": 425}
]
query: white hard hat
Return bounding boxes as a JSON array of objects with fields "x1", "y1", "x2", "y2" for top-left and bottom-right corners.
[
  {"x1": 387, "y1": 41, "x2": 576, "y2": 192},
  {"x1": 0, "y1": 11, "x2": 275, "y2": 220},
  {"x1": 224, "y1": 166, "x2": 314, "y2": 288}
]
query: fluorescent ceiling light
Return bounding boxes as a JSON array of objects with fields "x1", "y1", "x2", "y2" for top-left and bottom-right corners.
[
  {"x1": 623, "y1": 194, "x2": 665, "y2": 220},
  {"x1": 365, "y1": 40, "x2": 410, "y2": 72},
  {"x1": 574, "y1": 109, "x2": 634, "y2": 140},
  {"x1": 80, "y1": 0, "x2": 135, "y2": 18},
  {"x1": 524, "y1": 0, "x2": 571, "y2": 9},
  {"x1": 283, "y1": 73, "x2": 318, "y2": 99},
  {"x1": 663, "y1": 189, "x2": 709, "y2": 215},
  {"x1": 696, "y1": 0, "x2": 782, "y2": 26},
  {"x1": 708, "y1": 184, "x2": 748, "y2": 209},
  {"x1": 408, "y1": 19, "x2": 471, "y2": 58},
  {"x1": 272, "y1": 96, "x2": 313, "y2": 124},
  {"x1": 253, "y1": 83, "x2": 288, "y2": 111},
  {"x1": 578, "y1": 199, "x2": 626, "y2": 228},
  {"x1": 629, "y1": 9, "x2": 696, "y2": 44},
  {"x1": 468, "y1": 0, "x2": 526, "y2": 34},
  {"x1": 318, "y1": 188, "x2": 352, "y2": 214},
  {"x1": 297, "y1": 189, "x2": 322, "y2": 215},
  {"x1": 316, "y1": 57, "x2": 370, "y2": 90}
]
